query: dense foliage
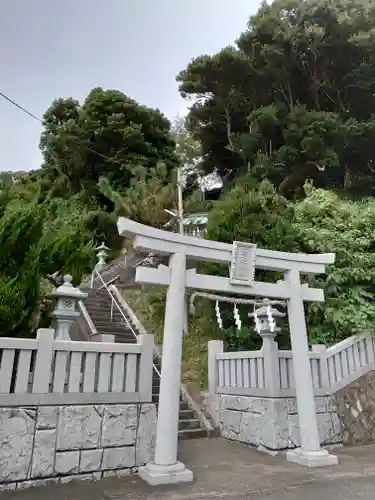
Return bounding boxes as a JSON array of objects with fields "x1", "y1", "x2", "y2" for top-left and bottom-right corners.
[
  {"x1": 0, "y1": 189, "x2": 95, "y2": 336},
  {"x1": 205, "y1": 180, "x2": 375, "y2": 349},
  {"x1": 0, "y1": 90, "x2": 202, "y2": 336},
  {"x1": 178, "y1": 0, "x2": 375, "y2": 198},
  {"x1": 40, "y1": 88, "x2": 179, "y2": 199}
]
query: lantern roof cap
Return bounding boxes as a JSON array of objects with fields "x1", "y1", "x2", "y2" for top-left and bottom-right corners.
[
  {"x1": 254, "y1": 299, "x2": 285, "y2": 318},
  {"x1": 51, "y1": 275, "x2": 88, "y2": 300}
]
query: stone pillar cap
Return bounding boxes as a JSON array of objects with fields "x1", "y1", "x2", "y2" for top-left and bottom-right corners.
[{"x1": 51, "y1": 275, "x2": 88, "y2": 301}]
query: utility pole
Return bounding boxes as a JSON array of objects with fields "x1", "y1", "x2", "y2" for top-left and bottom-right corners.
[
  {"x1": 177, "y1": 167, "x2": 184, "y2": 235},
  {"x1": 176, "y1": 167, "x2": 189, "y2": 335}
]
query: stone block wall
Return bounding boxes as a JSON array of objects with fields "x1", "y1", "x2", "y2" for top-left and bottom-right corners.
[
  {"x1": 0, "y1": 403, "x2": 156, "y2": 491},
  {"x1": 202, "y1": 393, "x2": 342, "y2": 451},
  {"x1": 335, "y1": 370, "x2": 375, "y2": 446}
]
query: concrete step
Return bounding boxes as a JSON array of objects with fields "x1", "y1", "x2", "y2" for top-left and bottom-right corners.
[
  {"x1": 85, "y1": 296, "x2": 111, "y2": 303},
  {"x1": 93, "y1": 324, "x2": 133, "y2": 332},
  {"x1": 88, "y1": 306, "x2": 126, "y2": 313},
  {"x1": 178, "y1": 419, "x2": 201, "y2": 431},
  {"x1": 96, "y1": 328, "x2": 134, "y2": 335},
  {"x1": 90, "y1": 315, "x2": 127, "y2": 322},
  {"x1": 179, "y1": 409, "x2": 195, "y2": 420},
  {"x1": 178, "y1": 428, "x2": 207, "y2": 440},
  {"x1": 88, "y1": 314, "x2": 113, "y2": 321},
  {"x1": 84, "y1": 294, "x2": 111, "y2": 300},
  {"x1": 93, "y1": 318, "x2": 135, "y2": 327},
  {"x1": 93, "y1": 326, "x2": 135, "y2": 335},
  {"x1": 84, "y1": 303, "x2": 112, "y2": 311},
  {"x1": 100, "y1": 334, "x2": 137, "y2": 342}
]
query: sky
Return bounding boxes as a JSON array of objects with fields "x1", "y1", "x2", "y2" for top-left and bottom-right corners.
[{"x1": 0, "y1": 0, "x2": 262, "y2": 172}]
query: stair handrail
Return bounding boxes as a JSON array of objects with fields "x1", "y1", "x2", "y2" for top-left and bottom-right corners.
[
  {"x1": 91, "y1": 268, "x2": 139, "y2": 339},
  {"x1": 91, "y1": 268, "x2": 161, "y2": 377},
  {"x1": 78, "y1": 300, "x2": 98, "y2": 336},
  {"x1": 109, "y1": 284, "x2": 162, "y2": 360}
]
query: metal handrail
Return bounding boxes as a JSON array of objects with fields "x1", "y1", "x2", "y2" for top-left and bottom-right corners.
[
  {"x1": 78, "y1": 300, "x2": 98, "y2": 336},
  {"x1": 91, "y1": 268, "x2": 161, "y2": 377},
  {"x1": 92, "y1": 269, "x2": 139, "y2": 339}
]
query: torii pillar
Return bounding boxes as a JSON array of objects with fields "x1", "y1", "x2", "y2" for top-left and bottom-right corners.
[{"x1": 140, "y1": 251, "x2": 193, "y2": 484}]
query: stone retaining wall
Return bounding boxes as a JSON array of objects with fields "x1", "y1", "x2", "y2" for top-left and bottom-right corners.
[
  {"x1": 0, "y1": 403, "x2": 156, "y2": 491},
  {"x1": 202, "y1": 393, "x2": 342, "y2": 451},
  {"x1": 335, "y1": 370, "x2": 375, "y2": 446}
]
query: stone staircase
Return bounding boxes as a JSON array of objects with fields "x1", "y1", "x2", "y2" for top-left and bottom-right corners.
[{"x1": 78, "y1": 286, "x2": 209, "y2": 440}]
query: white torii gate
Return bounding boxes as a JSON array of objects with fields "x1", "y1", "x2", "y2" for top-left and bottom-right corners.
[{"x1": 117, "y1": 217, "x2": 338, "y2": 486}]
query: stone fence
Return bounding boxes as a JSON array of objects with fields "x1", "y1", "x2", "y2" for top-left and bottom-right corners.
[
  {"x1": 204, "y1": 333, "x2": 375, "y2": 453},
  {"x1": 0, "y1": 329, "x2": 156, "y2": 491},
  {"x1": 208, "y1": 333, "x2": 375, "y2": 398},
  {"x1": 0, "y1": 328, "x2": 154, "y2": 406}
]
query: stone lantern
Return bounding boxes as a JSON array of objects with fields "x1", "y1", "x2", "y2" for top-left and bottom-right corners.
[
  {"x1": 95, "y1": 242, "x2": 109, "y2": 272},
  {"x1": 253, "y1": 298, "x2": 285, "y2": 338},
  {"x1": 51, "y1": 275, "x2": 88, "y2": 340},
  {"x1": 251, "y1": 299, "x2": 285, "y2": 393}
]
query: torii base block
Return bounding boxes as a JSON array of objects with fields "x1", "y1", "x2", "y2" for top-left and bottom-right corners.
[
  {"x1": 138, "y1": 462, "x2": 194, "y2": 486},
  {"x1": 286, "y1": 448, "x2": 338, "y2": 468}
]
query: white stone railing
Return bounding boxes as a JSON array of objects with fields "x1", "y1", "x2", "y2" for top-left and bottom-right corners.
[
  {"x1": 208, "y1": 332, "x2": 375, "y2": 397},
  {"x1": 0, "y1": 328, "x2": 154, "y2": 406}
]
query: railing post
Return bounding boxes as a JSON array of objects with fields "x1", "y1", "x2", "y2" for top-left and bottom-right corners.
[
  {"x1": 208, "y1": 340, "x2": 224, "y2": 394},
  {"x1": 261, "y1": 334, "x2": 280, "y2": 395},
  {"x1": 311, "y1": 344, "x2": 329, "y2": 388},
  {"x1": 138, "y1": 334, "x2": 155, "y2": 401},
  {"x1": 101, "y1": 334, "x2": 115, "y2": 343},
  {"x1": 32, "y1": 329, "x2": 55, "y2": 393}
]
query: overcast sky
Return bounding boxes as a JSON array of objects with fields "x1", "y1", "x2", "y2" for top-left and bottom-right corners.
[{"x1": 0, "y1": 0, "x2": 261, "y2": 172}]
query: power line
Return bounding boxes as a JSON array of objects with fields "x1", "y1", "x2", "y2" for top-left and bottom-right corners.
[
  {"x1": 0, "y1": 92, "x2": 42, "y2": 123},
  {"x1": 0, "y1": 91, "x2": 121, "y2": 164}
]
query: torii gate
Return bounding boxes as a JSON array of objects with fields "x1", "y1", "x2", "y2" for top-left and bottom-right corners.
[{"x1": 117, "y1": 217, "x2": 338, "y2": 485}]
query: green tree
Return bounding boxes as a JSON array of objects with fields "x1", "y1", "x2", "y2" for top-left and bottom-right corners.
[
  {"x1": 40, "y1": 88, "x2": 179, "y2": 201},
  {"x1": 0, "y1": 192, "x2": 95, "y2": 336},
  {"x1": 177, "y1": 0, "x2": 375, "y2": 197},
  {"x1": 205, "y1": 179, "x2": 375, "y2": 348}
]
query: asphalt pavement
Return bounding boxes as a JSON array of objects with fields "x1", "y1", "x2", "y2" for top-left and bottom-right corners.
[{"x1": 3, "y1": 438, "x2": 375, "y2": 499}]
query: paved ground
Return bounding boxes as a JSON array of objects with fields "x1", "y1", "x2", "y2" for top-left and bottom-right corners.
[{"x1": 4, "y1": 439, "x2": 375, "y2": 499}]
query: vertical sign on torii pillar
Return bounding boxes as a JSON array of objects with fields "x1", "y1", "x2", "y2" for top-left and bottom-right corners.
[{"x1": 117, "y1": 218, "x2": 338, "y2": 485}]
